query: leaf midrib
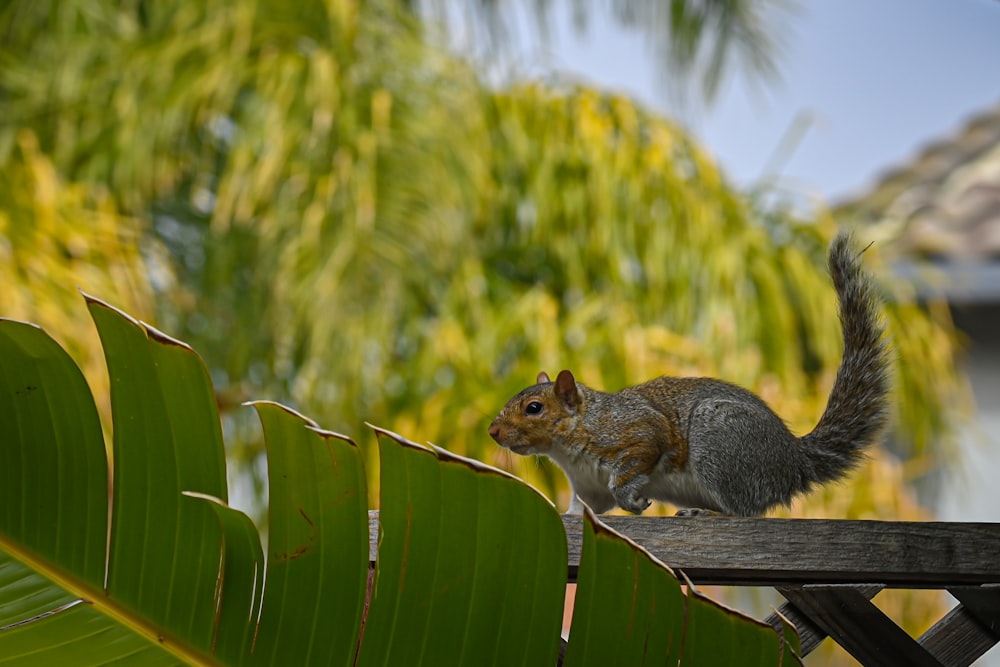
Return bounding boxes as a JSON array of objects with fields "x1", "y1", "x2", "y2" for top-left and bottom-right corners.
[{"x1": 0, "y1": 534, "x2": 219, "y2": 666}]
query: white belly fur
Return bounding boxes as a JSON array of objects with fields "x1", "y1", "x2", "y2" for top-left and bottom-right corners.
[{"x1": 546, "y1": 448, "x2": 615, "y2": 513}]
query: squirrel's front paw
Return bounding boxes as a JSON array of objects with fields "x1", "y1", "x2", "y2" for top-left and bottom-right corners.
[{"x1": 618, "y1": 493, "x2": 651, "y2": 515}]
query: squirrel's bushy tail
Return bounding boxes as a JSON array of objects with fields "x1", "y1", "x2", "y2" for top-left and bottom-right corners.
[{"x1": 800, "y1": 232, "x2": 891, "y2": 484}]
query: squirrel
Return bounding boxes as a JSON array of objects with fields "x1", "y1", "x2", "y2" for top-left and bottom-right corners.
[{"x1": 488, "y1": 232, "x2": 891, "y2": 516}]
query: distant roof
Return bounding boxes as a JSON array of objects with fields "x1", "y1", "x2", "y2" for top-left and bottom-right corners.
[{"x1": 836, "y1": 103, "x2": 1000, "y2": 302}]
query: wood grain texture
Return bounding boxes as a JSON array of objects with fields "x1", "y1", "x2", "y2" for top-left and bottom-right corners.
[
  {"x1": 914, "y1": 585, "x2": 1000, "y2": 667},
  {"x1": 919, "y1": 598, "x2": 999, "y2": 667},
  {"x1": 949, "y1": 585, "x2": 1000, "y2": 635},
  {"x1": 779, "y1": 585, "x2": 943, "y2": 667},
  {"x1": 366, "y1": 512, "x2": 1000, "y2": 662},
  {"x1": 765, "y1": 585, "x2": 883, "y2": 655},
  {"x1": 563, "y1": 515, "x2": 1000, "y2": 587},
  {"x1": 368, "y1": 513, "x2": 1000, "y2": 587}
]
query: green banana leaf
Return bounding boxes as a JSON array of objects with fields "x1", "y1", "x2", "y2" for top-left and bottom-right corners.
[{"x1": 0, "y1": 296, "x2": 798, "y2": 665}]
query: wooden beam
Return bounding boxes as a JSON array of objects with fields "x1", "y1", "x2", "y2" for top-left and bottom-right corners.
[
  {"x1": 366, "y1": 513, "x2": 1000, "y2": 587},
  {"x1": 919, "y1": 599, "x2": 999, "y2": 667},
  {"x1": 778, "y1": 585, "x2": 943, "y2": 666},
  {"x1": 562, "y1": 515, "x2": 1000, "y2": 587},
  {"x1": 949, "y1": 586, "x2": 1000, "y2": 636},
  {"x1": 765, "y1": 585, "x2": 883, "y2": 655},
  {"x1": 366, "y1": 512, "x2": 1000, "y2": 663},
  {"x1": 368, "y1": 511, "x2": 1000, "y2": 666},
  {"x1": 914, "y1": 585, "x2": 1000, "y2": 666}
]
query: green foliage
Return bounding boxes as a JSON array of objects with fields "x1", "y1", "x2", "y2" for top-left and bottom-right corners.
[
  {"x1": 0, "y1": 299, "x2": 796, "y2": 664},
  {"x1": 243, "y1": 402, "x2": 368, "y2": 666},
  {"x1": 0, "y1": 0, "x2": 965, "y2": 520},
  {"x1": 90, "y1": 296, "x2": 226, "y2": 650},
  {"x1": 0, "y1": 133, "x2": 154, "y2": 420},
  {"x1": 358, "y1": 428, "x2": 567, "y2": 666},
  {"x1": 567, "y1": 514, "x2": 687, "y2": 664}
]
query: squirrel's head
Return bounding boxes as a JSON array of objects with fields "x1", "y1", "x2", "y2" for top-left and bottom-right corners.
[{"x1": 488, "y1": 369, "x2": 583, "y2": 455}]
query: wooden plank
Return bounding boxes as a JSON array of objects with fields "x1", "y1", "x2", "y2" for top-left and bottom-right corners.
[
  {"x1": 779, "y1": 585, "x2": 942, "y2": 667},
  {"x1": 919, "y1": 601, "x2": 999, "y2": 667},
  {"x1": 765, "y1": 600, "x2": 827, "y2": 656},
  {"x1": 577, "y1": 516, "x2": 1000, "y2": 587},
  {"x1": 949, "y1": 585, "x2": 1000, "y2": 635},
  {"x1": 369, "y1": 512, "x2": 1000, "y2": 663},
  {"x1": 916, "y1": 586, "x2": 1000, "y2": 667},
  {"x1": 765, "y1": 585, "x2": 883, "y2": 656},
  {"x1": 368, "y1": 513, "x2": 1000, "y2": 587}
]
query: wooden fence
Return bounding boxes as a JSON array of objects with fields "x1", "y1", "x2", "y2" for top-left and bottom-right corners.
[{"x1": 368, "y1": 513, "x2": 1000, "y2": 666}]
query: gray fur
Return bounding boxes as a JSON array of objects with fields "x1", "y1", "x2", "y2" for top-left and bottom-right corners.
[
  {"x1": 489, "y1": 232, "x2": 891, "y2": 516},
  {"x1": 639, "y1": 233, "x2": 891, "y2": 515}
]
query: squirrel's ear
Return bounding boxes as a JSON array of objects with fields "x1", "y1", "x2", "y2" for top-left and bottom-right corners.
[
  {"x1": 536, "y1": 371, "x2": 551, "y2": 384},
  {"x1": 554, "y1": 370, "x2": 580, "y2": 409}
]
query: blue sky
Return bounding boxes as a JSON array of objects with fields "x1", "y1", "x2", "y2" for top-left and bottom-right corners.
[{"x1": 520, "y1": 0, "x2": 1000, "y2": 205}]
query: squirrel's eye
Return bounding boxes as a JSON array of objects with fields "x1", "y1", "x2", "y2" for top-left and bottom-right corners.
[{"x1": 525, "y1": 401, "x2": 544, "y2": 415}]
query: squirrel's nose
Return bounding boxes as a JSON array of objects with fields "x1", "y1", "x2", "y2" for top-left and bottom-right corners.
[{"x1": 488, "y1": 423, "x2": 501, "y2": 442}]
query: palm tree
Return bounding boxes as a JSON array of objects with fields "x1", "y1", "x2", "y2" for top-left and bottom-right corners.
[
  {"x1": 420, "y1": 0, "x2": 790, "y2": 103},
  {"x1": 0, "y1": 0, "x2": 962, "y2": 531}
]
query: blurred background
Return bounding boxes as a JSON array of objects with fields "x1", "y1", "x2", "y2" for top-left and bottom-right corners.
[{"x1": 2, "y1": 1, "x2": 997, "y2": 663}]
